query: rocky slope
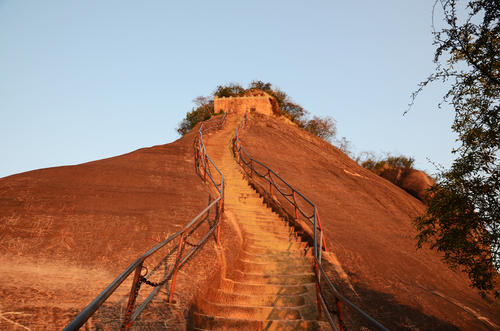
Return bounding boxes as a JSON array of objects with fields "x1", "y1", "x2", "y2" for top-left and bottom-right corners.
[
  {"x1": 0, "y1": 127, "x2": 232, "y2": 330},
  {"x1": 237, "y1": 113, "x2": 500, "y2": 330},
  {"x1": 2, "y1": 112, "x2": 499, "y2": 330}
]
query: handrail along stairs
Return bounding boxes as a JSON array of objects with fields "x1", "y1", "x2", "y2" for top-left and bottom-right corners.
[
  {"x1": 233, "y1": 115, "x2": 388, "y2": 331},
  {"x1": 64, "y1": 113, "x2": 226, "y2": 331}
]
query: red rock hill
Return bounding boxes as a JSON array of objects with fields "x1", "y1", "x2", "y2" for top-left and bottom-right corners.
[
  {"x1": 238, "y1": 113, "x2": 499, "y2": 330},
  {"x1": 0, "y1": 113, "x2": 498, "y2": 330}
]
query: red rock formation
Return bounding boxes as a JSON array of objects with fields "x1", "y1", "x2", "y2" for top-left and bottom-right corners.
[
  {"x1": 237, "y1": 113, "x2": 499, "y2": 330},
  {"x1": 400, "y1": 169, "x2": 435, "y2": 202},
  {"x1": 0, "y1": 126, "x2": 241, "y2": 330},
  {"x1": 214, "y1": 89, "x2": 278, "y2": 116}
]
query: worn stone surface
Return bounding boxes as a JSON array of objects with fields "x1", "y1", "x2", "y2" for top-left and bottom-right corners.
[
  {"x1": 2, "y1": 111, "x2": 499, "y2": 330},
  {"x1": 214, "y1": 90, "x2": 278, "y2": 116},
  {"x1": 238, "y1": 113, "x2": 500, "y2": 330},
  {"x1": 0, "y1": 126, "x2": 230, "y2": 330},
  {"x1": 192, "y1": 117, "x2": 329, "y2": 330}
]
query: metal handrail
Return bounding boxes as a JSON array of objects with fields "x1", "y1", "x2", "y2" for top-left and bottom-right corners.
[
  {"x1": 64, "y1": 113, "x2": 226, "y2": 331},
  {"x1": 233, "y1": 127, "x2": 326, "y2": 257},
  {"x1": 315, "y1": 259, "x2": 388, "y2": 331},
  {"x1": 233, "y1": 115, "x2": 387, "y2": 331}
]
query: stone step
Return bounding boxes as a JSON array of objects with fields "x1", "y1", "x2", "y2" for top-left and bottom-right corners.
[
  {"x1": 244, "y1": 238, "x2": 306, "y2": 249},
  {"x1": 243, "y1": 245, "x2": 311, "y2": 257},
  {"x1": 244, "y1": 231, "x2": 298, "y2": 241},
  {"x1": 243, "y1": 233, "x2": 298, "y2": 243},
  {"x1": 237, "y1": 215, "x2": 284, "y2": 222},
  {"x1": 239, "y1": 249, "x2": 313, "y2": 262},
  {"x1": 238, "y1": 223, "x2": 292, "y2": 233},
  {"x1": 239, "y1": 229, "x2": 294, "y2": 238},
  {"x1": 224, "y1": 201, "x2": 272, "y2": 208},
  {"x1": 197, "y1": 299, "x2": 305, "y2": 320},
  {"x1": 234, "y1": 218, "x2": 283, "y2": 225},
  {"x1": 192, "y1": 313, "x2": 331, "y2": 331},
  {"x1": 237, "y1": 221, "x2": 287, "y2": 228},
  {"x1": 205, "y1": 288, "x2": 308, "y2": 307},
  {"x1": 229, "y1": 270, "x2": 315, "y2": 285},
  {"x1": 226, "y1": 209, "x2": 279, "y2": 217},
  {"x1": 219, "y1": 278, "x2": 314, "y2": 296},
  {"x1": 197, "y1": 123, "x2": 328, "y2": 330},
  {"x1": 235, "y1": 259, "x2": 312, "y2": 274},
  {"x1": 244, "y1": 243, "x2": 309, "y2": 255},
  {"x1": 225, "y1": 200, "x2": 266, "y2": 206}
]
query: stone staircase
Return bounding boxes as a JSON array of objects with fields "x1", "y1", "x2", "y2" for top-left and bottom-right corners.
[{"x1": 192, "y1": 118, "x2": 329, "y2": 330}]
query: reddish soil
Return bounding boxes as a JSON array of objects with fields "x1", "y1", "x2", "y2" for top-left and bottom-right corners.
[
  {"x1": 238, "y1": 113, "x2": 500, "y2": 330},
  {"x1": 0, "y1": 127, "x2": 237, "y2": 330}
]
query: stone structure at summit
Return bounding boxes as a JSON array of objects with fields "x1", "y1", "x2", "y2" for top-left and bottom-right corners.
[{"x1": 213, "y1": 89, "x2": 279, "y2": 116}]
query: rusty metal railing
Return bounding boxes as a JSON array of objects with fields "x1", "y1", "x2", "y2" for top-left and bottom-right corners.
[
  {"x1": 233, "y1": 115, "x2": 387, "y2": 331},
  {"x1": 64, "y1": 114, "x2": 226, "y2": 331}
]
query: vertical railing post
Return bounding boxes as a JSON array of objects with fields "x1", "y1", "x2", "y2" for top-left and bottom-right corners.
[
  {"x1": 203, "y1": 154, "x2": 208, "y2": 181},
  {"x1": 315, "y1": 262, "x2": 322, "y2": 319},
  {"x1": 292, "y1": 191, "x2": 298, "y2": 219},
  {"x1": 336, "y1": 298, "x2": 345, "y2": 331},
  {"x1": 268, "y1": 170, "x2": 273, "y2": 196},
  {"x1": 318, "y1": 230, "x2": 323, "y2": 267},
  {"x1": 316, "y1": 211, "x2": 327, "y2": 251},
  {"x1": 313, "y1": 208, "x2": 318, "y2": 260},
  {"x1": 216, "y1": 199, "x2": 222, "y2": 245},
  {"x1": 168, "y1": 234, "x2": 185, "y2": 303},
  {"x1": 122, "y1": 260, "x2": 144, "y2": 330}
]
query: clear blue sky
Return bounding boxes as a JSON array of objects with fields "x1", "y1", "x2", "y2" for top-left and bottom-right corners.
[{"x1": 0, "y1": 1, "x2": 456, "y2": 178}]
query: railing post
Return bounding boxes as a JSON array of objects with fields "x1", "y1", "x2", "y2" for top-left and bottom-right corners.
[
  {"x1": 316, "y1": 291, "x2": 322, "y2": 319},
  {"x1": 236, "y1": 144, "x2": 241, "y2": 163},
  {"x1": 315, "y1": 262, "x2": 322, "y2": 320},
  {"x1": 313, "y1": 208, "x2": 318, "y2": 260},
  {"x1": 268, "y1": 170, "x2": 273, "y2": 196},
  {"x1": 318, "y1": 230, "x2": 323, "y2": 267},
  {"x1": 168, "y1": 234, "x2": 185, "y2": 303},
  {"x1": 316, "y1": 212, "x2": 327, "y2": 251},
  {"x1": 336, "y1": 298, "x2": 345, "y2": 331},
  {"x1": 203, "y1": 155, "x2": 208, "y2": 181},
  {"x1": 292, "y1": 191, "x2": 298, "y2": 219},
  {"x1": 216, "y1": 199, "x2": 222, "y2": 245},
  {"x1": 121, "y1": 260, "x2": 144, "y2": 330}
]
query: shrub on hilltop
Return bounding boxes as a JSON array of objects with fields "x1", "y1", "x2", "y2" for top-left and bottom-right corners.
[
  {"x1": 176, "y1": 81, "x2": 337, "y2": 143},
  {"x1": 176, "y1": 96, "x2": 218, "y2": 136}
]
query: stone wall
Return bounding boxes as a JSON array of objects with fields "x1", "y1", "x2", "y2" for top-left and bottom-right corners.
[{"x1": 214, "y1": 95, "x2": 274, "y2": 116}]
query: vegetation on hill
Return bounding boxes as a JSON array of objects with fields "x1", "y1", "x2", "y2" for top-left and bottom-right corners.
[
  {"x1": 176, "y1": 81, "x2": 337, "y2": 143},
  {"x1": 356, "y1": 153, "x2": 430, "y2": 199},
  {"x1": 176, "y1": 96, "x2": 221, "y2": 136},
  {"x1": 360, "y1": 154, "x2": 415, "y2": 172},
  {"x1": 409, "y1": 0, "x2": 499, "y2": 297}
]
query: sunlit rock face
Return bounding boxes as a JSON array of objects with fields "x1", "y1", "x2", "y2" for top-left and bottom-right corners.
[{"x1": 214, "y1": 89, "x2": 279, "y2": 116}]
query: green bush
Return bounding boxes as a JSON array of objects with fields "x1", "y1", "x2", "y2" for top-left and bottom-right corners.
[
  {"x1": 359, "y1": 154, "x2": 416, "y2": 188},
  {"x1": 361, "y1": 155, "x2": 415, "y2": 172},
  {"x1": 303, "y1": 116, "x2": 336, "y2": 142},
  {"x1": 176, "y1": 80, "x2": 337, "y2": 143},
  {"x1": 176, "y1": 101, "x2": 215, "y2": 136}
]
